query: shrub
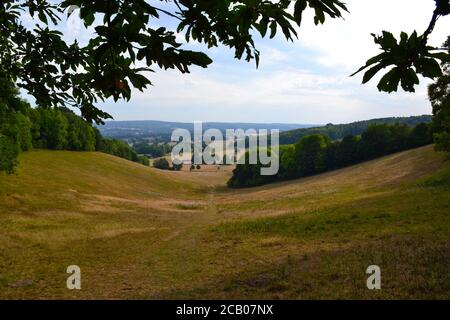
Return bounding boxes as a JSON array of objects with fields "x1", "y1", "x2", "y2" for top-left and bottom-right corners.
[{"x1": 153, "y1": 158, "x2": 170, "y2": 170}]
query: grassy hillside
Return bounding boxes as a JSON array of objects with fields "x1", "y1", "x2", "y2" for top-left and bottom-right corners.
[{"x1": 0, "y1": 147, "x2": 449, "y2": 299}]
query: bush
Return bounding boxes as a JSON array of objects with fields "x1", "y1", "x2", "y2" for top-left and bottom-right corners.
[
  {"x1": 153, "y1": 158, "x2": 170, "y2": 170},
  {"x1": 138, "y1": 155, "x2": 150, "y2": 166},
  {"x1": 173, "y1": 163, "x2": 183, "y2": 171},
  {"x1": 0, "y1": 134, "x2": 19, "y2": 173}
]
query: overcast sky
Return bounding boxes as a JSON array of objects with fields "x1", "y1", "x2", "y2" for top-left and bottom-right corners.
[{"x1": 24, "y1": 0, "x2": 450, "y2": 124}]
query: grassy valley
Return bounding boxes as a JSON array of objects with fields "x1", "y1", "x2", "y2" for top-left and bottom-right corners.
[
  {"x1": 1, "y1": 0, "x2": 449, "y2": 306},
  {"x1": 0, "y1": 146, "x2": 449, "y2": 299}
]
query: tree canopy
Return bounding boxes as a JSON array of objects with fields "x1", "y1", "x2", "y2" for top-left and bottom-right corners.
[
  {"x1": 228, "y1": 122, "x2": 433, "y2": 188},
  {"x1": 0, "y1": 0, "x2": 449, "y2": 123},
  {"x1": 429, "y1": 36, "x2": 450, "y2": 152},
  {"x1": 0, "y1": 72, "x2": 148, "y2": 172}
]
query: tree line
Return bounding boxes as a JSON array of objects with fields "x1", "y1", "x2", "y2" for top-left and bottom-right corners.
[
  {"x1": 228, "y1": 122, "x2": 433, "y2": 188},
  {"x1": 132, "y1": 142, "x2": 172, "y2": 159},
  {"x1": 279, "y1": 115, "x2": 432, "y2": 145},
  {"x1": 0, "y1": 74, "x2": 148, "y2": 173}
]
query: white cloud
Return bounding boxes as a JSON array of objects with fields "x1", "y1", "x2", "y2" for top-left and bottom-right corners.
[
  {"x1": 298, "y1": 0, "x2": 450, "y2": 70},
  {"x1": 257, "y1": 46, "x2": 290, "y2": 66},
  {"x1": 19, "y1": 0, "x2": 444, "y2": 123},
  {"x1": 101, "y1": 66, "x2": 432, "y2": 124}
]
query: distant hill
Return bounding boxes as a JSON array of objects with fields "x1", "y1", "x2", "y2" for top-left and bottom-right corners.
[
  {"x1": 98, "y1": 120, "x2": 317, "y2": 142},
  {"x1": 98, "y1": 116, "x2": 434, "y2": 145},
  {"x1": 279, "y1": 115, "x2": 433, "y2": 145}
]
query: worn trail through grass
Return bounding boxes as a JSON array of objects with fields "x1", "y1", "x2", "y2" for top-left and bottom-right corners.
[{"x1": 0, "y1": 146, "x2": 449, "y2": 299}]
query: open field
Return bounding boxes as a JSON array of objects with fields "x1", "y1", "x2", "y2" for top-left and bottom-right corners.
[{"x1": 0, "y1": 146, "x2": 449, "y2": 299}]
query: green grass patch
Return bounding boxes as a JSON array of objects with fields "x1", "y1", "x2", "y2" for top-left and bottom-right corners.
[
  {"x1": 212, "y1": 188, "x2": 450, "y2": 241},
  {"x1": 416, "y1": 165, "x2": 450, "y2": 188}
]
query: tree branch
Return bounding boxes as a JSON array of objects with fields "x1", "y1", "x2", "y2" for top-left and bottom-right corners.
[
  {"x1": 150, "y1": 5, "x2": 183, "y2": 21},
  {"x1": 174, "y1": 0, "x2": 184, "y2": 14},
  {"x1": 421, "y1": 8, "x2": 440, "y2": 48}
]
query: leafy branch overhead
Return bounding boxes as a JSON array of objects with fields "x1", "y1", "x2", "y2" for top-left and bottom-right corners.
[
  {"x1": 0, "y1": 0, "x2": 348, "y2": 123},
  {"x1": 0, "y1": 1, "x2": 447, "y2": 123},
  {"x1": 352, "y1": 0, "x2": 450, "y2": 93}
]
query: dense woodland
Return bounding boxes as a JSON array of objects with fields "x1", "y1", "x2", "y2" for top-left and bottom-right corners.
[
  {"x1": 279, "y1": 115, "x2": 433, "y2": 145},
  {"x1": 228, "y1": 122, "x2": 433, "y2": 188},
  {"x1": 0, "y1": 74, "x2": 148, "y2": 173}
]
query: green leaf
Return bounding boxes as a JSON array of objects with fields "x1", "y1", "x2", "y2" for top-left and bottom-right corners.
[
  {"x1": 377, "y1": 67, "x2": 401, "y2": 93},
  {"x1": 179, "y1": 50, "x2": 213, "y2": 68},
  {"x1": 38, "y1": 11, "x2": 48, "y2": 24},
  {"x1": 80, "y1": 7, "x2": 95, "y2": 27},
  {"x1": 269, "y1": 21, "x2": 277, "y2": 39},
  {"x1": 293, "y1": 0, "x2": 307, "y2": 25},
  {"x1": 313, "y1": 7, "x2": 325, "y2": 25},
  {"x1": 255, "y1": 18, "x2": 269, "y2": 37},
  {"x1": 378, "y1": 31, "x2": 397, "y2": 49},
  {"x1": 414, "y1": 58, "x2": 442, "y2": 78},
  {"x1": 362, "y1": 63, "x2": 386, "y2": 84},
  {"x1": 400, "y1": 68, "x2": 419, "y2": 92},
  {"x1": 427, "y1": 52, "x2": 450, "y2": 64},
  {"x1": 128, "y1": 73, "x2": 151, "y2": 91}
]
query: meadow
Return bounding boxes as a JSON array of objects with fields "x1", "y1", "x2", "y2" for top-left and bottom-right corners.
[{"x1": 0, "y1": 145, "x2": 449, "y2": 299}]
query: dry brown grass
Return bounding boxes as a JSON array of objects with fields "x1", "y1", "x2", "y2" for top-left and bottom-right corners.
[{"x1": 0, "y1": 146, "x2": 449, "y2": 299}]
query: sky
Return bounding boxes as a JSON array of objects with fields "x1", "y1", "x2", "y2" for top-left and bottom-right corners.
[{"x1": 22, "y1": 0, "x2": 450, "y2": 124}]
